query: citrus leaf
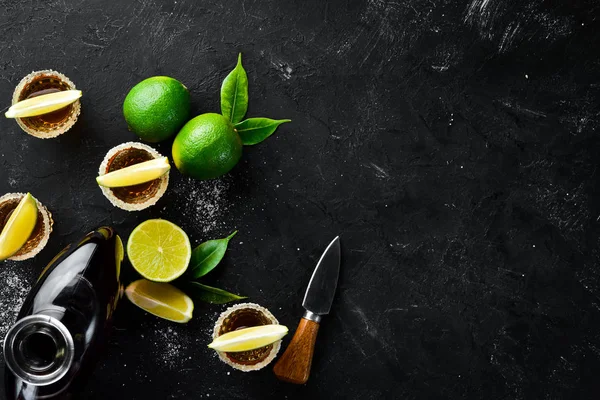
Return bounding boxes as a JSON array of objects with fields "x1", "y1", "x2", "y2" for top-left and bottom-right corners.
[
  {"x1": 234, "y1": 118, "x2": 291, "y2": 145},
  {"x1": 221, "y1": 53, "x2": 248, "y2": 124},
  {"x1": 187, "y1": 282, "x2": 246, "y2": 304},
  {"x1": 189, "y1": 231, "x2": 237, "y2": 279}
]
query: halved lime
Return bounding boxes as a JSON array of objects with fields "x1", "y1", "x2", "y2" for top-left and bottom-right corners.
[
  {"x1": 0, "y1": 193, "x2": 38, "y2": 261},
  {"x1": 125, "y1": 279, "x2": 193, "y2": 323},
  {"x1": 5, "y1": 90, "x2": 82, "y2": 118},
  {"x1": 96, "y1": 157, "x2": 170, "y2": 188},
  {"x1": 126, "y1": 219, "x2": 191, "y2": 282},
  {"x1": 208, "y1": 324, "x2": 289, "y2": 352}
]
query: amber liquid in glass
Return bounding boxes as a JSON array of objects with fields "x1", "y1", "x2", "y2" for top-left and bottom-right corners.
[
  {"x1": 26, "y1": 88, "x2": 72, "y2": 124},
  {"x1": 218, "y1": 309, "x2": 274, "y2": 365},
  {"x1": 0, "y1": 197, "x2": 44, "y2": 258},
  {"x1": 19, "y1": 75, "x2": 73, "y2": 127},
  {"x1": 106, "y1": 148, "x2": 161, "y2": 204}
]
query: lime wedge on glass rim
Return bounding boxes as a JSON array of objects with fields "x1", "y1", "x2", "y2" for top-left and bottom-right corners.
[
  {"x1": 97, "y1": 157, "x2": 170, "y2": 188},
  {"x1": 0, "y1": 193, "x2": 38, "y2": 261},
  {"x1": 125, "y1": 279, "x2": 194, "y2": 323},
  {"x1": 208, "y1": 324, "x2": 289, "y2": 352},
  {"x1": 5, "y1": 90, "x2": 82, "y2": 118},
  {"x1": 126, "y1": 219, "x2": 191, "y2": 282}
]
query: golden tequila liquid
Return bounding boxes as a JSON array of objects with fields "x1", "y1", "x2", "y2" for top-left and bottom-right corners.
[
  {"x1": 0, "y1": 196, "x2": 45, "y2": 258},
  {"x1": 105, "y1": 147, "x2": 162, "y2": 204},
  {"x1": 217, "y1": 308, "x2": 274, "y2": 365},
  {"x1": 17, "y1": 74, "x2": 74, "y2": 128}
]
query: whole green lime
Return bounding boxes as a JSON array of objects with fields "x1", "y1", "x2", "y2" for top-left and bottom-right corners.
[
  {"x1": 172, "y1": 113, "x2": 242, "y2": 180},
  {"x1": 123, "y1": 76, "x2": 190, "y2": 142}
]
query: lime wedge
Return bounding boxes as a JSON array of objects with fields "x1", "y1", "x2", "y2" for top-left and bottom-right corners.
[
  {"x1": 0, "y1": 193, "x2": 38, "y2": 261},
  {"x1": 5, "y1": 90, "x2": 82, "y2": 118},
  {"x1": 126, "y1": 219, "x2": 191, "y2": 282},
  {"x1": 125, "y1": 279, "x2": 193, "y2": 323},
  {"x1": 97, "y1": 157, "x2": 170, "y2": 188},
  {"x1": 208, "y1": 324, "x2": 289, "y2": 352}
]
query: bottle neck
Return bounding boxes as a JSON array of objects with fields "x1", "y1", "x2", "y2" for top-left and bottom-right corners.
[{"x1": 3, "y1": 315, "x2": 74, "y2": 386}]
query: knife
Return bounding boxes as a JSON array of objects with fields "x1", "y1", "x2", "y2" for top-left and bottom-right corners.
[{"x1": 273, "y1": 236, "x2": 341, "y2": 384}]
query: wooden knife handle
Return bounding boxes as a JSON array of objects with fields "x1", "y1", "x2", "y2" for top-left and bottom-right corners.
[{"x1": 273, "y1": 317, "x2": 320, "y2": 384}]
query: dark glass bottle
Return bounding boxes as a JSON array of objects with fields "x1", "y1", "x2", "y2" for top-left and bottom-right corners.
[{"x1": 3, "y1": 227, "x2": 123, "y2": 399}]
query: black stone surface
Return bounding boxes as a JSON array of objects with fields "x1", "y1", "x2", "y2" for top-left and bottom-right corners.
[{"x1": 0, "y1": 0, "x2": 599, "y2": 399}]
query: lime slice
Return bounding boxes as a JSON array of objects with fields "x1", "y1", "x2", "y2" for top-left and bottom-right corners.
[
  {"x1": 115, "y1": 234, "x2": 124, "y2": 279},
  {"x1": 0, "y1": 193, "x2": 38, "y2": 261},
  {"x1": 208, "y1": 324, "x2": 289, "y2": 352},
  {"x1": 126, "y1": 219, "x2": 191, "y2": 282},
  {"x1": 5, "y1": 90, "x2": 82, "y2": 118},
  {"x1": 96, "y1": 157, "x2": 170, "y2": 188},
  {"x1": 125, "y1": 279, "x2": 193, "y2": 323}
]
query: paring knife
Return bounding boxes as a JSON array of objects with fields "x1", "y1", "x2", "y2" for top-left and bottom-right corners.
[{"x1": 273, "y1": 236, "x2": 341, "y2": 384}]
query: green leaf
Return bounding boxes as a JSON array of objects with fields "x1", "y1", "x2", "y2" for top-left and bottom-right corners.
[
  {"x1": 190, "y1": 231, "x2": 237, "y2": 279},
  {"x1": 187, "y1": 282, "x2": 247, "y2": 304},
  {"x1": 234, "y1": 118, "x2": 291, "y2": 145},
  {"x1": 220, "y1": 53, "x2": 248, "y2": 124}
]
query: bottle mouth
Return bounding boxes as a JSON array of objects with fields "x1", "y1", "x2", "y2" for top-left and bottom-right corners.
[{"x1": 3, "y1": 315, "x2": 74, "y2": 386}]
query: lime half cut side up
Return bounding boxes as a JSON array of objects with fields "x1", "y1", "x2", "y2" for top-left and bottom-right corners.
[
  {"x1": 126, "y1": 219, "x2": 191, "y2": 282},
  {"x1": 0, "y1": 193, "x2": 38, "y2": 261},
  {"x1": 6, "y1": 90, "x2": 82, "y2": 118},
  {"x1": 97, "y1": 157, "x2": 170, "y2": 188}
]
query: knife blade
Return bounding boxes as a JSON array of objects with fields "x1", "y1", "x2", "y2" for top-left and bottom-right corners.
[
  {"x1": 302, "y1": 236, "x2": 341, "y2": 319},
  {"x1": 273, "y1": 236, "x2": 341, "y2": 384}
]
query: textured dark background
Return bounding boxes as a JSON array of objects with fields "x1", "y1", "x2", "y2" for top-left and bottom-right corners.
[{"x1": 0, "y1": 0, "x2": 599, "y2": 399}]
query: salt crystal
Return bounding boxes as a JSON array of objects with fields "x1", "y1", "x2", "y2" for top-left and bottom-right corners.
[
  {"x1": 171, "y1": 177, "x2": 230, "y2": 233},
  {"x1": 0, "y1": 263, "x2": 31, "y2": 340},
  {"x1": 150, "y1": 324, "x2": 191, "y2": 369}
]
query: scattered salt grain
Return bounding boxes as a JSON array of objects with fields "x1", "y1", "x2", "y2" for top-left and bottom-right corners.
[
  {"x1": 151, "y1": 325, "x2": 190, "y2": 369},
  {"x1": 171, "y1": 177, "x2": 230, "y2": 233},
  {"x1": 0, "y1": 263, "x2": 31, "y2": 340}
]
